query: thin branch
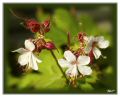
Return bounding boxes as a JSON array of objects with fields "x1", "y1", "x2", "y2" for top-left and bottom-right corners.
[
  {"x1": 67, "y1": 32, "x2": 71, "y2": 49},
  {"x1": 9, "y1": 9, "x2": 26, "y2": 21},
  {"x1": 50, "y1": 50, "x2": 69, "y2": 83}
]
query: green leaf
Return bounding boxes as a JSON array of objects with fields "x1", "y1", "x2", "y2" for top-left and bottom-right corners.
[
  {"x1": 103, "y1": 66, "x2": 113, "y2": 74},
  {"x1": 45, "y1": 24, "x2": 67, "y2": 46},
  {"x1": 53, "y1": 8, "x2": 79, "y2": 36},
  {"x1": 78, "y1": 14, "x2": 98, "y2": 35},
  {"x1": 80, "y1": 83, "x2": 94, "y2": 92},
  {"x1": 85, "y1": 70, "x2": 99, "y2": 84}
]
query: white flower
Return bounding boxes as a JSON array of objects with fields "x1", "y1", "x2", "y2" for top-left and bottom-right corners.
[
  {"x1": 12, "y1": 39, "x2": 42, "y2": 70},
  {"x1": 85, "y1": 36, "x2": 109, "y2": 59},
  {"x1": 58, "y1": 50, "x2": 92, "y2": 77}
]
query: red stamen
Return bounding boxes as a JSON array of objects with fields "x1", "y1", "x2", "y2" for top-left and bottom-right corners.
[{"x1": 89, "y1": 49, "x2": 94, "y2": 64}]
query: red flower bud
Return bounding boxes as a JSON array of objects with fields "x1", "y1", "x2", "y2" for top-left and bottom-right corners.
[
  {"x1": 42, "y1": 20, "x2": 50, "y2": 33},
  {"x1": 25, "y1": 19, "x2": 40, "y2": 33},
  {"x1": 45, "y1": 42, "x2": 56, "y2": 50}
]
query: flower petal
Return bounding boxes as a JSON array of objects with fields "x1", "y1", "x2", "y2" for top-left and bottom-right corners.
[
  {"x1": 31, "y1": 54, "x2": 39, "y2": 70},
  {"x1": 25, "y1": 40, "x2": 35, "y2": 51},
  {"x1": 32, "y1": 53, "x2": 42, "y2": 63},
  {"x1": 66, "y1": 65, "x2": 78, "y2": 77},
  {"x1": 58, "y1": 59, "x2": 71, "y2": 68},
  {"x1": 98, "y1": 40, "x2": 109, "y2": 49},
  {"x1": 28, "y1": 52, "x2": 33, "y2": 68},
  {"x1": 85, "y1": 36, "x2": 94, "y2": 54},
  {"x1": 77, "y1": 56, "x2": 90, "y2": 66},
  {"x1": 95, "y1": 36, "x2": 104, "y2": 42},
  {"x1": 88, "y1": 36, "x2": 95, "y2": 46},
  {"x1": 78, "y1": 65, "x2": 92, "y2": 75},
  {"x1": 93, "y1": 47, "x2": 101, "y2": 59},
  {"x1": 64, "y1": 50, "x2": 76, "y2": 62},
  {"x1": 18, "y1": 52, "x2": 30, "y2": 66},
  {"x1": 12, "y1": 48, "x2": 28, "y2": 54}
]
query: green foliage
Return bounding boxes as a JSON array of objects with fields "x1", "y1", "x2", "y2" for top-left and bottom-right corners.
[
  {"x1": 53, "y1": 8, "x2": 80, "y2": 36},
  {"x1": 80, "y1": 83, "x2": 94, "y2": 92},
  {"x1": 5, "y1": 7, "x2": 115, "y2": 93}
]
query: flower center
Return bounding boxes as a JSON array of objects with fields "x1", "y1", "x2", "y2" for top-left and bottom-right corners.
[{"x1": 71, "y1": 61, "x2": 79, "y2": 65}]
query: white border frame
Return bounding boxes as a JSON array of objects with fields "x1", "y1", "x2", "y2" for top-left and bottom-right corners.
[{"x1": 0, "y1": 0, "x2": 119, "y2": 97}]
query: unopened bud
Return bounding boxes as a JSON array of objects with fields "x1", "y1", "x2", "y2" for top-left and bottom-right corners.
[
  {"x1": 45, "y1": 42, "x2": 56, "y2": 50},
  {"x1": 25, "y1": 19, "x2": 40, "y2": 33},
  {"x1": 42, "y1": 20, "x2": 50, "y2": 33}
]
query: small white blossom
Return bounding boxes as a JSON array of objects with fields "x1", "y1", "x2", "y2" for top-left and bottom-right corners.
[
  {"x1": 58, "y1": 50, "x2": 92, "y2": 77},
  {"x1": 85, "y1": 36, "x2": 109, "y2": 59},
  {"x1": 12, "y1": 39, "x2": 42, "y2": 70}
]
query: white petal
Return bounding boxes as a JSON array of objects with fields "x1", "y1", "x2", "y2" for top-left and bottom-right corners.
[
  {"x1": 12, "y1": 48, "x2": 28, "y2": 54},
  {"x1": 31, "y1": 54, "x2": 39, "y2": 70},
  {"x1": 77, "y1": 56, "x2": 90, "y2": 66},
  {"x1": 58, "y1": 59, "x2": 71, "y2": 68},
  {"x1": 18, "y1": 52, "x2": 30, "y2": 66},
  {"x1": 84, "y1": 36, "x2": 88, "y2": 41},
  {"x1": 93, "y1": 47, "x2": 101, "y2": 59},
  {"x1": 66, "y1": 65, "x2": 78, "y2": 77},
  {"x1": 88, "y1": 36, "x2": 95, "y2": 45},
  {"x1": 97, "y1": 40, "x2": 109, "y2": 49},
  {"x1": 95, "y1": 36, "x2": 104, "y2": 42},
  {"x1": 25, "y1": 40, "x2": 35, "y2": 51},
  {"x1": 85, "y1": 36, "x2": 94, "y2": 54},
  {"x1": 78, "y1": 65, "x2": 92, "y2": 75},
  {"x1": 32, "y1": 53, "x2": 42, "y2": 63},
  {"x1": 28, "y1": 52, "x2": 33, "y2": 68},
  {"x1": 64, "y1": 50, "x2": 76, "y2": 62}
]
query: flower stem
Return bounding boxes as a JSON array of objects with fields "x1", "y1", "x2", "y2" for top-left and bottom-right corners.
[
  {"x1": 9, "y1": 9, "x2": 26, "y2": 21},
  {"x1": 67, "y1": 32, "x2": 71, "y2": 49},
  {"x1": 50, "y1": 50, "x2": 69, "y2": 83}
]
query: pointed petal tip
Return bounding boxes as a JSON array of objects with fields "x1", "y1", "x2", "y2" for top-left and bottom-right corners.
[
  {"x1": 58, "y1": 59, "x2": 70, "y2": 68},
  {"x1": 12, "y1": 48, "x2": 27, "y2": 53}
]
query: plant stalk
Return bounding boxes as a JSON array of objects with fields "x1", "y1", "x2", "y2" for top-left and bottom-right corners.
[
  {"x1": 67, "y1": 32, "x2": 71, "y2": 49},
  {"x1": 50, "y1": 50, "x2": 69, "y2": 83}
]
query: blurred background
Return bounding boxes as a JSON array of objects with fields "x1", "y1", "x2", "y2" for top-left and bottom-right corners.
[{"x1": 4, "y1": 4, "x2": 117, "y2": 93}]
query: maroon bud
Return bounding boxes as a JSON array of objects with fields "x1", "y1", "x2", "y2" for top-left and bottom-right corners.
[
  {"x1": 45, "y1": 42, "x2": 56, "y2": 50},
  {"x1": 25, "y1": 19, "x2": 40, "y2": 33}
]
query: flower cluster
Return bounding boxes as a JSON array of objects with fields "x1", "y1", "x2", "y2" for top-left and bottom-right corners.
[
  {"x1": 12, "y1": 15, "x2": 109, "y2": 87},
  {"x1": 25, "y1": 19, "x2": 50, "y2": 34},
  {"x1": 58, "y1": 32, "x2": 109, "y2": 86},
  {"x1": 13, "y1": 19, "x2": 56, "y2": 71}
]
